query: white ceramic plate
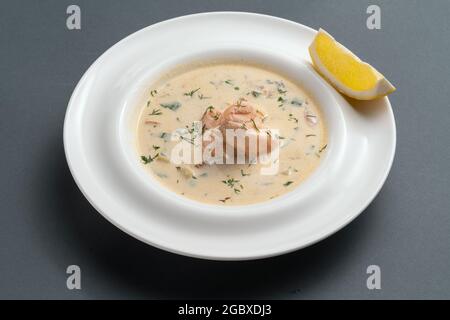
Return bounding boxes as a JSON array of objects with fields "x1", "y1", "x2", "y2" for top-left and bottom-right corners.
[{"x1": 64, "y1": 12, "x2": 396, "y2": 260}]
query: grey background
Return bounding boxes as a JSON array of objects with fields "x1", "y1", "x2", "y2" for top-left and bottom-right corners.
[{"x1": 0, "y1": 0, "x2": 449, "y2": 299}]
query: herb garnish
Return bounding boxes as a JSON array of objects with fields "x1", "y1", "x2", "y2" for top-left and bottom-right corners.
[
  {"x1": 251, "y1": 91, "x2": 261, "y2": 98},
  {"x1": 141, "y1": 153, "x2": 159, "y2": 164},
  {"x1": 184, "y1": 88, "x2": 200, "y2": 97},
  {"x1": 222, "y1": 178, "x2": 240, "y2": 188},
  {"x1": 180, "y1": 136, "x2": 195, "y2": 145},
  {"x1": 150, "y1": 90, "x2": 157, "y2": 97},
  {"x1": 283, "y1": 181, "x2": 294, "y2": 187},
  {"x1": 274, "y1": 80, "x2": 287, "y2": 95},
  {"x1": 291, "y1": 98, "x2": 303, "y2": 106},
  {"x1": 160, "y1": 101, "x2": 181, "y2": 111},
  {"x1": 221, "y1": 178, "x2": 243, "y2": 194},
  {"x1": 288, "y1": 113, "x2": 299, "y2": 123},
  {"x1": 160, "y1": 132, "x2": 170, "y2": 142},
  {"x1": 241, "y1": 169, "x2": 250, "y2": 177},
  {"x1": 219, "y1": 197, "x2": 231, "y2": 203},
  {"x1": 318, "y1": 144, "x2": 328, "y2": 153},
  {"x1": 149, "y1": 108, "x2": 162, "y2": 116},
  {"x1": 251, "y1": 119, "x2": 260, "y2": 132},
  {"x1": 278, "y1": 88, "x2": 287, "y2": 95}
]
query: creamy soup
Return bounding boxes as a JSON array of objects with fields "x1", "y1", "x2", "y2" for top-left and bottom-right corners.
[{"x1": 136, "y1": 62, "x2": 327, "y2": 205}]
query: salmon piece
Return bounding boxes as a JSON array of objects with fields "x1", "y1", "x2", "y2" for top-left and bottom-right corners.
[
  {"x1": 221, "y1": 99, "x2": 263, "y2": 130},
  {"x1": 220, "y1": 100, "x2": 278, "y2": 161},
  {"x1": 201, "y1": 100, "x2": 279, "y2": 164}
]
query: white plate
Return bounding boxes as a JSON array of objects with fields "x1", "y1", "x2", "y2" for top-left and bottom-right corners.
[{"x1": 64, "y1": 12, "x2": 396, "y2": 260}]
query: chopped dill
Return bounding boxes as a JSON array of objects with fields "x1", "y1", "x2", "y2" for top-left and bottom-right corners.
[
  {"x1": 318, "y1": 144, "x2": 328, "y2": 153},
  {"x1": 240, "y1": 169, "x2": 250, "y2": 177},
  {"x1": 222, "y1": 178, "x2": 240, "y2": 188},
  {"x1": 251, "y1": 119, "x2": 260, "y2": 132},
  {"x1": 141, "y1": 153, "x2": 159, "y2": 164},
  {"x1": 291, "y1": 98, "x2": 303, "y2": 106},
  {"x1": 283, "y1": 181, "x2": 294, "y2": 187},
  {"x1": 184, "y1": 88, "x2": 200, "y2": 97},
  {"x1": 219, "y1": 197, "x2": 231, "y2": 203},
  {"x1": 251, "y1": 91, "x2": 261, "y2": 97},
  {"x1": 288, "y1": 113, "x2": 299, "y2": 123},
  {"x1": 149, "y1": 108, "x2": 162, "y2": 116},
  {"x1": 160, "y1": 101, "x2": 181, "y2": 111}
]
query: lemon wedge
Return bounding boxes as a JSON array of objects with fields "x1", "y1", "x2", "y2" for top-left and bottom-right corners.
[{"x1": 309, "y1": 28, "x2": 395, "y2": 100}]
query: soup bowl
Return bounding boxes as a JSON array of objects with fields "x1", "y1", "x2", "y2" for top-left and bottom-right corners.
[{"x1": 118, "y1": 45, "x2": 346, "y2": 217}]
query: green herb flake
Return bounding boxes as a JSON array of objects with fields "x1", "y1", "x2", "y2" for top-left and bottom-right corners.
[
  {"x1": 251, "y1": 91, "x2": 261, "y2": 98},
  {"x1": 240, "y1": 169, "x2": 250, "y2": 177},
  {"x1": 149, "y1": 108, "x2": 162, "y2": 116},
  {"x1": 288, "y1": 113, "x2": 299, "y2": 123},
  {"x1": 251, "y1": 119, "x2": 260, "y2": 132},
  {"x1": 141, "y1": 153, "x2": 159, "y2": 164},
  {"x1": 160, "y1": 101, "x2": 181, "y2": 111},
  {"x1": 283, "y1": 181, "x2": 294, "y2": 187},
  {"x1": 318, "y1": 144, "x2": 328, "y2": 153},
  {"x1": 222, "y1": 178, "x2": 240, "y2": 189},
  {"x1": 219, "y1": 197, "x2": 231, "y2": 203},
  {"x1": 160, "y1": 132, "x2": 170, "y2": 142},
  {"x1": 291, "y1": 98, "x2": 304, "y2": 106},
  {"x1": 184, "y1": 88, "x2": 200, "y2": 97}
]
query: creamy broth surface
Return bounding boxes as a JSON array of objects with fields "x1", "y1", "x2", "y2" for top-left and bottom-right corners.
[{"x1": 137, "y1": 62, "x2": 327, "y2": 205}]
